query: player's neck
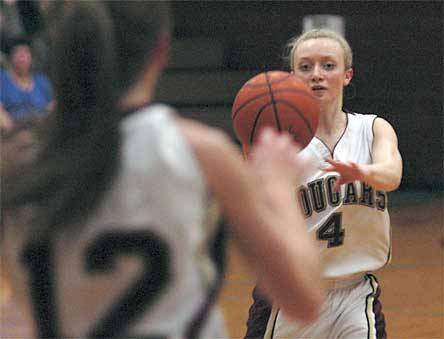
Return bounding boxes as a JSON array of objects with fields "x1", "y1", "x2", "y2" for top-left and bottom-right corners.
[
  {"x1": 120, "y1": 71, "x2": 157, "y2": 111},
  {"x1": 317, "y1": 103, "x2": 346, "y2": 135},
  {"x1": 315, "y1": 104, "x2": 347, "y2": 149}
]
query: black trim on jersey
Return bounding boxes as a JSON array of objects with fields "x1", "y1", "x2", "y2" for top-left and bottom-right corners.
[
  {"x1": 364, "y1": 274, "x2": 374, "y2": 339},
  {"x1": 269, "y1": 308, "x2": 280, "y2": 339},
  {"x1": 121, "y1": 102, "x2": 153, "y2": 118},
  {"x1": 364, "y1": 274, "x2": 387, "y2": 339},
  {"x1": 185, "y1": 218, "x2": 228, "y2": 339},
  {"x1": 343, "y1": 107, "x2": 355, "y2": 114},
  {"x1": 244, "y1": 287, "x2": 272, "y2": 339},
  {"x1": 314, "y1": 111, "x2": 349, "y2": 158},
  {"x1": 369, "y1": 115, "x2": 379, "y2": 164},
  {"x1": 385, "y1": 223, "x2": 392, "y2": 267},
  {"x1": 371, "y1": 116, "x2": 378, "y2": 140}
]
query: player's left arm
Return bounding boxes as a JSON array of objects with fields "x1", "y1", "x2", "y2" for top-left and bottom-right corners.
[
  {"x1": 325, "y1": 118, "x2": 403, "y2": 192},
  {"x1": 366, "y1": 117, "x2": 403, "y2": 191}
]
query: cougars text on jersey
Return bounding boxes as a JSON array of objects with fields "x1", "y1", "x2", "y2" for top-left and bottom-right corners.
[{"x1": 298, "y1": 175, "x2": 387, "y2": 218}]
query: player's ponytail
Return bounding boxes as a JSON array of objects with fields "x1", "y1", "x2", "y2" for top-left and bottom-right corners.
[{"x1": 50, "y1": 1, "x2": 119, "y2": 142}]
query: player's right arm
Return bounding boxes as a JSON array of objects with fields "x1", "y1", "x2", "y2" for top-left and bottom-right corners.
[{"x1": 177, "y1": 118, "x2": 322, "y2": 324}]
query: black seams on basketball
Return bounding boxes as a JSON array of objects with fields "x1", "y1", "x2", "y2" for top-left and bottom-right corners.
[{"x1": 232, "y1": 71, "x2": 319, "y2": 153}]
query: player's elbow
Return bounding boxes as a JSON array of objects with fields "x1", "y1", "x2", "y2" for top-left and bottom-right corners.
[
  {"x1": 298, "y1": 296, "x2": 322, "y2": 324},
  {"x1": 393, "y1": 168, "x2": 403, "y2": 191},
  {"x1": 384, "y1": 170, "x2": 402, "y2": 192},
  {"x1": 388, "y1": 177, "x2": 401, "y2": 192},
  {"x1": 372, "y1": 163, "x2": 402, "y2": 192},
  {"x1": 385, "y1": 156, "x2": 403, "y2": 192}
]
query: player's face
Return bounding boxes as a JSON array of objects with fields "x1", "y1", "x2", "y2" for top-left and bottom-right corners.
[{"x1": 292, "y1": 38, "x2": 352, "y2": 107}]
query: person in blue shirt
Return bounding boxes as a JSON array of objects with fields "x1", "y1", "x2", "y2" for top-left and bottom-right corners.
[{"x1": 0, "y1": 37, "x2": 54, "y2": 130}]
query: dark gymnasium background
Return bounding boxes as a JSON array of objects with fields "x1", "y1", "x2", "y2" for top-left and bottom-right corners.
[{"x1": 0, "y1": 1, "x2": 443, "y2": 338}]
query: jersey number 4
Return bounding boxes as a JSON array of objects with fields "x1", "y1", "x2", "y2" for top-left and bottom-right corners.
[
  {"x1": 22, "y1": 230, "x2": 170, "y2": 338},
  {"x1": 317, "y1": 212, "x2": 345, "y2": 247}
]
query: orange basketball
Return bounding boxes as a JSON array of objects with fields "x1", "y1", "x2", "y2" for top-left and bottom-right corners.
[{"x1": 232, "y1": 71, "x2": 319, "y2": 153}]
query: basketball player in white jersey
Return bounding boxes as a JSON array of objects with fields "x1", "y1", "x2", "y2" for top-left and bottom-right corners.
[
  {"x1": 244, "y1": 29, "x2": 403, "y2": 339},
  {"x1": 0, "y1": 2, "x2": 323, "y2": 338}
]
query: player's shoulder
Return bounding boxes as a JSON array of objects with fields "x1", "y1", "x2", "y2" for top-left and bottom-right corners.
[
  {"x1": 346, "y1": 110, "x2": 383, "y2": 130},
  {"x1": 372, "y1": 117, "x2": 397, "y2": 139},
  {"x1": 346, "y1": 109, "x2": 378, "y2": 121},
  {"x1": 123, "y1": 104, "x2": 172, "y2": 127},
  {"x1": 176, "y1": 117, "x2": 235, "y2": 156},
  {"x1": 346, "y1": 109, "x2": 392, "y2": 123},
  {"x1": 121, "y1": 104, "x2": 233, "y2": 156},
  {"x1": 346, "y1": 109, "x2": 396, "y2": 137},
  {"x1": 175, "y1": 117, "x2": 243, "y2": 188},
  {"x1": 121, "y1": 104, "x2": 178, "y2": 144}
]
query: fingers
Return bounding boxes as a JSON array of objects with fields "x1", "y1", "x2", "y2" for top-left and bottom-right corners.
[
  {"x1": 242, "y1": 144, "x2": 250, "y2": 160},
  {"x1": 258, "y1": 128, "x2": 301, "y2": 151},
  {"x1": 323, "y1": 158, "x2": 346, "y2": 171},
  {"x1": 323, "y1": 159, "x2": 364, "y2": 193},
  {"x1": 251, "y1": 128, "x2": 301, "y2": 160},
  {"x1": 321, "y1": 164, "x2": 335, "y2": 172},
  {"x1": 322, "y1": 158, "x2": 338, "y2": 172},
  {"x1": 322, "y1": 159, "x2": 359, "y2": 175},
  {"x1": 248, "y1": 128, "x2": 307, "y2": 186}
]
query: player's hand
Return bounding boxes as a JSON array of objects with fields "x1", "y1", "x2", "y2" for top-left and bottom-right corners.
[
  {"x1": 322, "y1": 158, "x2": 368, "y2": 192},
  {"x1": 248, "y1": 128, "x2": 312, "y2": 186}
]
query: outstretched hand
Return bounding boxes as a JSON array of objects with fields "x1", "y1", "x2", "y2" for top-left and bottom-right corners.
[
  {"x1": 248, "y1": 128, "x2": 314, "y2": 187},
  {"x1": 323, "y1": 158, "x2": 368, "y2": 192}
]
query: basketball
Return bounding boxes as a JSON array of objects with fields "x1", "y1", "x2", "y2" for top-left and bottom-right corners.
[{"x1": 232, "y1": 71, "x2": 319, "y2": 152}]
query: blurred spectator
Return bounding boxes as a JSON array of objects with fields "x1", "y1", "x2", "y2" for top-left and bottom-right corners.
[{"x1": 0, "y1": 36, "x2": 54, "y2": 130}]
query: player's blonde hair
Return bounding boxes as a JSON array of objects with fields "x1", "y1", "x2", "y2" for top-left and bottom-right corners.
[{"x1": 287, "y1": 28, "x2": 353, "y2": 71}]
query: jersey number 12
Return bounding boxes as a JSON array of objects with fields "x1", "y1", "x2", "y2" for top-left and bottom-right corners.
[{"x1": 22, "y1": 230, "x2": 170, "y2": 338}]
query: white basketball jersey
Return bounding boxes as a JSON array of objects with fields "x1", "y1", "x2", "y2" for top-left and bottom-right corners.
[
  {"x1": 2, "y1": 105, "x2": 227, "y2": 338},
  {"x1": 297, "y1": 112, "x2": 391, "y2": 278}
]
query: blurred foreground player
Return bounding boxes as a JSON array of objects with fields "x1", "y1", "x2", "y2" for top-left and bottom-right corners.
[
  {"x1": 1, "y1": 2, "x2": 322, "y2": 338},
  {"x1": 245, "y1": 29, "x2": 403, "y2": 339}
]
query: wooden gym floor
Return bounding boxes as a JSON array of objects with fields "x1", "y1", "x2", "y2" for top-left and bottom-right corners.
[{"x1": 218, "y1": 189, "x2": 444, "y2": 339}]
